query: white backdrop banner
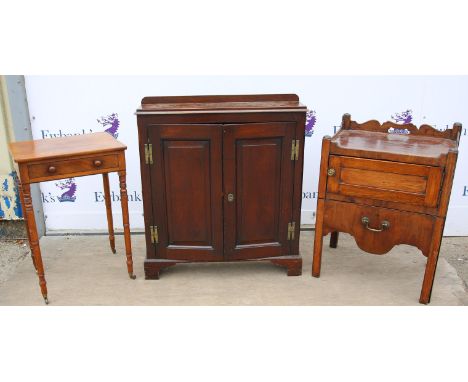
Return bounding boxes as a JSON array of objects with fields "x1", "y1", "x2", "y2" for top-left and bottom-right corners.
[{"x1": 24, "y1": 76, "x2": 468, "y2": 235}]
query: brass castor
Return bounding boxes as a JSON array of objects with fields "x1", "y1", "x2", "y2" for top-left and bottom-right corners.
[
  {"x1": 129, "y1": 273, "x2": 136, "y2": 280},
  {"x1": 112, "y1": 249, "x2": 117, "y2": 254},
  {"x1": 44, "y1": 297, "x2": 49, "y2": 305}
]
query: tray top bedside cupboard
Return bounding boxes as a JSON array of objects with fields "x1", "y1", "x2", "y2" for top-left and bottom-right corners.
[
  {"x1": 312, "y1": 114, "x2": 462, "y2": 304},
  {"x1": 9, "y1": 132, "x2": 136, "y2": 304},
  {"x1": 136, "y1": 94, "x2": 307, "y2": 279}
]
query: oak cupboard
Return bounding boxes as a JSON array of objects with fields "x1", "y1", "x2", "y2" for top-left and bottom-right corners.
[
  {"x1": 136, "y1": 94, "x2": 307, "y2": 279},
  {"x1": 312, "y1": 114, "x2": 462, "y2": 304}
]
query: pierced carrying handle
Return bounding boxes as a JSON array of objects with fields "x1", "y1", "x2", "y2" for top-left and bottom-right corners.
[{"x1": 361, "y1": 216, "x2": 390, "y2": 232}]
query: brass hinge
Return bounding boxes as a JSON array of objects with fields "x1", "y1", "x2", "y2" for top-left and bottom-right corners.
[
  {"x1": 145, "y1": 144, "x2": 153, "y2": 165},
  {"x1": 291, "y1": 140, "x2": 300, "y2": 160},
  {"x1": 150, "y1": 225, "x2": 159, "y2": 244},
  {"x1": 287, "y1": 222, "x2": 296, "y2": 240}
]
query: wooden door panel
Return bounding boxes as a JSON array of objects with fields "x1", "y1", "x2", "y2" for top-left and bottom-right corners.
[
  {"x1": 327, "y1": 156, "x2": 443, "y2": 208},
  {"x1": 149, "y1": 124, "x2": 223, "y2": 261},
  {"x1": 163, "y1": 140, "x2": 212, "y2": 246},
  {"x1": 339, "y1": 167, "x2": 427, "y2": 193},
  {"x1": 236, "y1": 137, "x2": 281, "y2": 245},
  {"x1": 223, "y1": 122, "x2": 295, "y2": 260}
]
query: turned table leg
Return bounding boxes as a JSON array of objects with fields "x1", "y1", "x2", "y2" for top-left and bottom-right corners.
[
  {"x1": 118, "y1": 171, "x2": 136, "y2": 279},
  {"x1": 102, "y1": 173, "x2": 116, "y2": 254},
  {"x1": 18, "y1": 182, "x2": 36, "y2": 271},
  {"x1": 312, "y1": 199, "x2": 325, "y2": 277},
  {"x1": 330, "y1": 231, "x2": 339, "y2": 248},
  {"x1": 21, "y1": 182, "x2": 49, "y2": 304},
  {"x1": 420, "y1": 218, "x2": 444, "y2": 304}
]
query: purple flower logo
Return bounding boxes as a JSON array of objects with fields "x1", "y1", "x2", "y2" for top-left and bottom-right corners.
[
  {"x1": 391, "y1": 109, "x2": 413, "y2": 124},
  {"x1": 305, "y1": 110, "x2": 317, "y2": 137},
  {"x1": 55, "y1": 178, "x2": 77, "y2": 202},
  {"x1": 97, "y1": 113, "x2": 120, "y2": 138}
]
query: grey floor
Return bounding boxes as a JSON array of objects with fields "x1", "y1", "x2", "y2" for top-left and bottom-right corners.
[{"x1": 0, "y1": 231, "x2": 467, "y2": 305}]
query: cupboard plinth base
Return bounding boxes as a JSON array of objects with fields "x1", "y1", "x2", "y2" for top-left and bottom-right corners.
[
  {"x1": 144, "y1": 259, "x2": 178, "y2": 280},
  {"x1": 144, "y1": 256, "x2": 303, "y2": 279},
  {"x1": 268, "y1": 256, "x2": 302, "y2": 276}
]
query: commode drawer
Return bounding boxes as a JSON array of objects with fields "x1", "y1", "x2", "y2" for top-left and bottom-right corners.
[
  {"x1": 323, "y1": 200, "x2": 435, "y2": 255},
  {"x1": 326, "y1": 156, "x2": 443, "y2": 208}
]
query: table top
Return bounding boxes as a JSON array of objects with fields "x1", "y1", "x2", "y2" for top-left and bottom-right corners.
[
  {"x1": 9, "y1": 132, "x2": 126, "y2": 163},
  {"x1": 330, "y1": 129, "x2": 458, "y2": 166}
]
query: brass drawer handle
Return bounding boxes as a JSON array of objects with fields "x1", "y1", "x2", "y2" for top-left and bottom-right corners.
[
  {"x1": 94, "y1": 160, "x2": 103, "y2": 167},
  {"x1": 327, "y1": 168, "x2": 336, "y2": 176},
  {"x1": 48, "y1": 166, "x2": 56, "y2": 173},
  {"x1": 361, "y1": 216, "x2": 390, "y2": 232},
  {"x1": 227, "y1": 193, "x2": 234, "y2": 202}
]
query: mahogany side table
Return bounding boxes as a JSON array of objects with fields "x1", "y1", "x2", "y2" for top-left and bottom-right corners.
[
  {"x1": 9, "y1": 132, "x2": 135, "y2": 304},
  {"x1": 312, "y1": 114, "x2": 461, "y2": 304}
]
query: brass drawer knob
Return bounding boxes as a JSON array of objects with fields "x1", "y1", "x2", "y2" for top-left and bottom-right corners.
[
  {"x1": 94, "y1": 160, "x2": 103, "y2": 167},
  {"x1": 48, "y1": 166, "x2": 56, "y2": 173},
  {"x1": 361, "y1": 216, "x2": 390, "y2": 232},
  {"x1": 327, "y1": 168, "x2": 336, "y2": 176}
]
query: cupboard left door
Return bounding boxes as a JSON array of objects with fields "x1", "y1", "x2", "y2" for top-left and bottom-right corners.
[{"x1": 147, "y1": 124, "x2": 224, "y2": 261}]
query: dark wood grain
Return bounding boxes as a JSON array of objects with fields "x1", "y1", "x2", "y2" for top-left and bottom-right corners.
[
  {"x1": 269, "y1": 256, "x2": 302, "y2": 276},
  {"x1": 313, "y1": 114, "x2": 461, "y2": 304},
  {"x1": 144, "y1": 256, "x2": 302, "y2": 279},
  {"x1": 223, "y1": 122, "x2": 294, "y2": 261},
  {"x1": 144, "y1": 259, "x2": 178, "y2": 280},
  {"x1": 138, "y1": 94, "x2": 306, "y2": 277},
  {"x1": 149, "y1": 124, "x2": 224, "y2": 261},
  {"x1": 136, "y1": 116, "x2": 155, "y2": 260},
  {"x1": 164, "y1": 140, "x2": 213, "y2": 246},
  {"x1": 329, "y1": 232, "x2": 339, "y2": 248},
  {"x1": 290, "y1": 111, "x2": 307, "y2": 258},
  {"x1": 141, "y1": 94, "x2": 300, "y2": 104},
  {"x1": 135, "y1": 110, "x2": 305, "y2": 125},
  {"x1": 138, "y1": 95, "x2": 306, "y2": 114}
]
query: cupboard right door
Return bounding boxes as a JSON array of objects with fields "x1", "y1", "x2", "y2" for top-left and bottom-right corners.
[{"x1": 223, "y1": 122, "x2": 296, "y2": 260}]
